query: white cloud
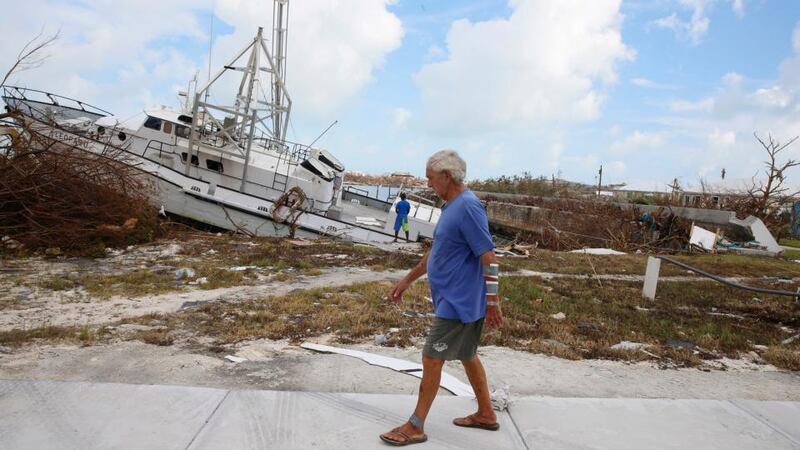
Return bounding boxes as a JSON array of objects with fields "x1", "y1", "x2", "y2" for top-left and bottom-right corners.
[
  {"x1": 0, "y1": 1, "x2": 403, "y2": 118},
  {"x1": 610, "y1": 131, "x2": 665, "y2": 155},
  {"x1": 753, "y1": 86, "x2": 792, "y2": 108},
  {"x1": 0, "y1": 1, "x2": 206, "y2": 113},
  {"x1": 607, "y1": 124, "x2": 622, "y2": 136},
  {"x1": 671, "y1": 98, "x2": 714, "y2": 112},
  {"x1": 631, "y1": 77, "x2": 675, "y2": 90},
  {"x1": 722, "y1": 72, "x2": 743, "y2": 87},
  {"x1": 794, "y1": 21, "x2": 800, "y2": 52},
  {"x1": 391, "y1": 107, "x2": 412, "y2": 130},
  {"x1": 650, "y1": 0, "x2": 748, "y2": 44},
  {"x1": 424, "y1": 45, "x2": 446, "y2": 61},
  {"x1": 213, "y1": 0, "x2": 403, "y2": 116},
  {"x1": 632, "y1": 78, "x2": 657, "y2": 88},
  {"x1": 650, "y1": 0, "x2": 710, "y2": 45},
  {"x1": 707, "y1": 130, "x2": 736, "y2": 147},
  {"x1": 486, "y1": 145, "x2": 505, "y2": 169},
  {"x1": 730, "y1": 0, "x2": 745, "y2": 18},
  {"x1": 414, "y1": 0, "x2": 633, "y2": 135},
  {"x1": 652, "y1": 27, "x2": 800, "y2": 183}
]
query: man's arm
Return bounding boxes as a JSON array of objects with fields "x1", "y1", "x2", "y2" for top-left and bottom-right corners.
[
  {"x1": 480, "y1": 250, "x2": 504, "y2": 329},
  {"x1": 389, "y1": 251, "x2": 429, "y2": 303}
]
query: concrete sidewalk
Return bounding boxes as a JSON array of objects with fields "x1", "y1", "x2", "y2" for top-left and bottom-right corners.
[{"x1": 1, "y1": 379, "x2": 798, "y2": 449}]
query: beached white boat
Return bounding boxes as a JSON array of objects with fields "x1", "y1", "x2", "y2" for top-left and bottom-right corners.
[{"x1": 1, "y1": 0, "x2": 439, "y2": 243}]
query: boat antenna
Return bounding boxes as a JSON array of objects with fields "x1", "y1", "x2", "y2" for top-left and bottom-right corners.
[
  {"x1": 308, "y1": 120, "x2": 338, "y2": 148},
  {"x1": 205, "y1": 11, "x2": 213, "y2": 103}
]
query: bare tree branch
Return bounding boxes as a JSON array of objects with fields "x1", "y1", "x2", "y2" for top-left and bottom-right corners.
[{"x1": 1, "y1": 28, "x2": 60, "y2": 86}]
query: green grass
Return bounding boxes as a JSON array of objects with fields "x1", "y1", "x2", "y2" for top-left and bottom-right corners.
[
  {"x1": 79, "y1": 270, "x2": 180, "y2": 298},
  {"x1": 112, "y1": 275, "x2": 800, "y2": 371},
  {"x1": 0, "y1": 324, "x2": 103, "y2": 347},
  {"x1": 782, "y1": 249, "x2": 800, "y2": 260},
  {"x1": 779, "y1": 238, "x2": 800, "y2": 248},
  {"x1": 501, "y1": 249, "x2": 800, "y2": 278}
]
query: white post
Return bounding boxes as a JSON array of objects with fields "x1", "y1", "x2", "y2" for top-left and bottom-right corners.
[{"x1": 643, "y1": 256, "x2": 661, "y2": 300}]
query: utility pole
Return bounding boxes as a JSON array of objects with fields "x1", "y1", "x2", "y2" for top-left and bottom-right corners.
[{"x1": 597, "y1": 165, "x2": 603, "y2": 196}]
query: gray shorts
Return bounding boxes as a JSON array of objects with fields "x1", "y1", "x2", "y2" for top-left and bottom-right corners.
[{"x1": 423, "y1": 317, "x2": 485, "y2": 361}]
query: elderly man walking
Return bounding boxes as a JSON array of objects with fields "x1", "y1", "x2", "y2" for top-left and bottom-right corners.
[{"x1": 380, "y1": 150, "x2": 504, "y2": 446}]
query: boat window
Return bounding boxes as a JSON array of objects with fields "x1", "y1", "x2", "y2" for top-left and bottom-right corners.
[
  {"x1": 301, "y1": 160, "x2": 333, "y2": 181},
  {"x1": 118, "y1": 132, "x2": 126, "y2": 141},
  {"x1": 163, "y1": 122, "x2": 173, "y2": 134},
  {"x1": 144, "y1": 116, "x2": 162, "y2": 131},
  {"x1": 318, "y1": 153, "x2": 344, "y2": 172},
  {"x1": 206, "y1": 159, "x2": 223, "y2": 173},
  {"x1": 181, "y1": 152, "x2": 199, "y2": 166},
  {"x1": 175, "y1": 125, "x2": 191, "y2": 139},
  {"x1": 178, "y1": 115, "x2": 193, "y2": 124}
]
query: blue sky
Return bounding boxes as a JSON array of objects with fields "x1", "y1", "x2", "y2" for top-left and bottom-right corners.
[{"x1": 2, "y1": 0, "x2": 800, "y2": 191}]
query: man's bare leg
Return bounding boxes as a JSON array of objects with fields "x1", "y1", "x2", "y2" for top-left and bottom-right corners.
[
  {"x1": 380, "y1": 355, "x2": 445, "y2": 443},
  {"x1": 457, "y1": 355, "x2": 497, "y2": 424}
]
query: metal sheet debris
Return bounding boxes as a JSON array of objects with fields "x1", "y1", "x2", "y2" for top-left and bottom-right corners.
[
  {"x1": 569, "y1": 248, "x2": 626, "y2": 255},
  {"x1": 689, "y1": 225, "x2": 717, "y2": 251},
  {"x1": 301, "y1": 342, "x2": 475, "y2": 397}
]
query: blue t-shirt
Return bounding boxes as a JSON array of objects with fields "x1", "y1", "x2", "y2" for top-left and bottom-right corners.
[
  {"x1": 394, "y1": 199, "x2": 411, "y2": 230},
  {"x1": 396, "y1": 199, "x2": 411, "y2": 217},
  {"x1": 426, "y1": 189, "x2": 495, "y2": 323}
]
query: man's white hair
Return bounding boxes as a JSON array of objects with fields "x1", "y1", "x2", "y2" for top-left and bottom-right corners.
[{"x1": 427, "y1": 149, "x2": 466, "y2": 183}]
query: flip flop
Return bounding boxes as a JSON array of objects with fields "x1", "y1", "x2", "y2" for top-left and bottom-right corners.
[
  {"x1": 453, "y1": 413, "x2": 500, "y2": 431},
  {"x1": 380, "y1": 427, "x2": 428, "y2": 446}
]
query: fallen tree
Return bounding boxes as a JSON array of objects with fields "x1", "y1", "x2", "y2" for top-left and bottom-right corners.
[{"x1": 0, "y1": 114, "x2": 160, "y2": 255}]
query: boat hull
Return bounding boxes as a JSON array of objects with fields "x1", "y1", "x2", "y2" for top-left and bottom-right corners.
[{"x1": 16, "y1": 116, "x2": 399, "y2": 243}]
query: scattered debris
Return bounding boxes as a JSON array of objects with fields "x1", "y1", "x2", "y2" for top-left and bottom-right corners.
[
  {"x1": 666, "y1": 339, "x2": 696, "y2": 350},
  {"x1": 551, "y1": 312, "x2": 566, "y2": 320},
  {"x1": 489, "y1": 385, "x2": 511, "y2": 411},
  {"x1": 355, "y1": 217, "x2": 382, "y2": 227},
  {"x1": 569, "y1": 248, "x2": 626, "y2": 255},
  {"x1": 610, "y1": 341, "x2": 650, "y2": 351},
  {"x1": 174, "y1": 268, "x2": 196, "y2": 279},
  {"x1": 224, "y1": 355, "x2": 248, "y2": 363},
  {"x1": 301, "y1": 342, "x2": 474, "y2": 397},
  {"x1": 782, "y1": 334, "x2": 799, "y2": 345},
  {"x1": 689, "y1": 225, "x2": 717, "y2": 251},
  {"x1": 374, "y1": 334, "x2": 388, "y2": 346},
  {"x1": 158, "y1": 244, "x2": 183, "y2": 257},
  {"x1": 742, "y1": 351, "x2": 765, "y2": 365},
  {"x1": 576, "y1": 322, "x2": 600, "y2": 331},
  {"x1": 189, "y1": 277, "x2": 208, "y2": 285},
  {"x1": 542, "y1": 339, "x2": 568, "y2": 349}
]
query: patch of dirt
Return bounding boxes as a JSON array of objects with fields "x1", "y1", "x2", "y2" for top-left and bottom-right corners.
[
  {"x1": 0, "y1": 340, "x2": 797, "y2": 401},
  {"x1": 0, "y1": 266, "x2": 407, "y2": 330}
]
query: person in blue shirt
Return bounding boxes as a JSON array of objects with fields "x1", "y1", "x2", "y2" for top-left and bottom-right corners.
[
  {"x1": 393, "y1": 192, "x2": 412, "y2": 242},
  {"x1": 380, "y1": 150, "x2": 504, "y2": 447}
]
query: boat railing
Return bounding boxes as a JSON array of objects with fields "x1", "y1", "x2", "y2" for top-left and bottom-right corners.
[
  {"x1": 144, "y1": 139, "x2": 177, "y2": 158},
  {"x1": 344, "y1": 185, "x2": 370, "y2": 197},
  {"x1": 193, "y1": 120, "x2": 311, "y2": 163},
  {"x1": 1, "y1": 85, "x2": 112, "y2": 118}
]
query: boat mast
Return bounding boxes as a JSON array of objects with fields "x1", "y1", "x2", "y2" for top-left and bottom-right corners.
[
  {"x1": 272, "y1": 0, "x2": 289, "y2": 142},
  {"x1": 185, "y1": 0, "x2": 293, "y2": 181}
]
